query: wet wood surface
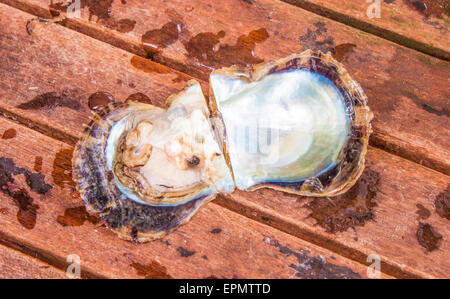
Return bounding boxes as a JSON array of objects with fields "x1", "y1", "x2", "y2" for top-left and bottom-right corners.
[
  {"x1": 0, "y1": 117, "x2": 383, "y2": 279},
  {"x1": 282, "y1": 0, "x2": 450, "y2": 60},
  {"x1": 220, "y1": 148, "x2": 450, "y2": 278},
  {"x1": 1, "y1": 0, "x2": 449, "y2": 175},
  {"x1": 0, "y1": 1, "x2": 448, "y2": 279}
]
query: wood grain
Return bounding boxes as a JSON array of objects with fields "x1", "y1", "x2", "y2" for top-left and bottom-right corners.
[
  {"x1": 282, "y1": 0, "x2": 450, "y2": 60},
  {"x1": 0, "y1": 243, "x2": 67, "y2": 278},
  {"x1": 219, "y1": 148, "x2": 450, "y2": 278},
  {"x1": 0, "y1": 0, "x2": 449, "y2": 175},
  {"x1": 0, "y1": 3, "x2": 448, "y2": 278},
  {"x1": 0, "y1": 2, "x2": 200, "y2": 145},
  {"x1": 0, "y1": 118, "x2": 381, "y2": 279}
]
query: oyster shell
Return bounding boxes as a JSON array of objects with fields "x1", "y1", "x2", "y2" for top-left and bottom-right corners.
[
  {"x1": 73, "y1": 81, "x2": 233, "y2": 242},
  {"x1": 72, "y1": 50, "x2": 372, "y2": 242},
  {"x1": 209, "y1": 50, "x2": 372, "y2": 196}
]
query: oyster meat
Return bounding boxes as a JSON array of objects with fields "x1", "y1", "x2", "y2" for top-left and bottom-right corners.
[{"x1": 73, "y1": 50, "x2": 372, "y2": 242}]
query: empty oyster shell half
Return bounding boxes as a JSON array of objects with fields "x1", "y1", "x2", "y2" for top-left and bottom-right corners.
[{"x1": 73, "y1": 50, "x2": 372, "y2": 242}]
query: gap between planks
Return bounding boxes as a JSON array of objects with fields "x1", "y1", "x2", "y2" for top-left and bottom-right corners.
[
  {"x1": 0, "y1": 115, "x2": 390, "y2": 279},
  {"x1": 0, "y1": 230, "x2": 105, "y2": 278},
  {"x1": 0, "y1": 241, "x2": 67, "y2": 278},
  {"x1": 0, "y1": 2, "x2": 447, "y2": 278},
  {"x1": 280, "y1": 0, "x2": 449, "y2": 61},
  {"x1": 0, "y1": 108, "x2": 442, "y2": 279},
  {"x1": 2, "y1": 0, "x2": 448, "y2": 62},
  {"x1": 0, "y1": 0, "x2": 448, "y2": 177},
  {"x1": 0, "y1": 115, "x2": 391, "y2": 279}
]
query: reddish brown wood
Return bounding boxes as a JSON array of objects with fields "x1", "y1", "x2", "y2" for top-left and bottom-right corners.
[
  {"x1": 0, "y1": 2, "x2": 202, "y2": 146},
  {"x1": 0, "y1": 118, "x2": 381, "y2": 279},
  {"x1": 282, "y1": 0, "x2": 450, "y2": 60},
  {"x1": 219, "y1": 148, "x2": 450, "y2": 278},
  {"x1": 0, "y1": 244, "x2": 67, "y2": 278},
  {"x1": 0, "y1": 3, "x2": 448, "y2": 278},
  {"x1": 0, "y1": 0, "x2": 449, "y2": 175}
]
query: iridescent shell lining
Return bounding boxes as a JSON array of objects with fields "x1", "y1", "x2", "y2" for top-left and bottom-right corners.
[
  {"x1": 72, "y1": 50, "x2": 372, "y2": 242},
  {"x1": 208, "y1": 50, "x2": 372, "y2": 196}
]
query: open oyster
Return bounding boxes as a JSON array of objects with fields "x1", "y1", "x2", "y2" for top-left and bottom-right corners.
[
  {"x1": 73, "y1": 50, "x2": 372, "y2": 242},
  {"x1": 73, "y1": 81, "x2": 233, "y2": 242}
]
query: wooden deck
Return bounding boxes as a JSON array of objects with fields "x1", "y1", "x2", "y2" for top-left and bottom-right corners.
[{"x1": 0, "y1": 0, "x2": 448, "y2": 279}]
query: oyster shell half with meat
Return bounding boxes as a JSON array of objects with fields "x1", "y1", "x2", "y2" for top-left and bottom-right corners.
[{"x1": 72, "y1": 50, "x2": 372, "y2": 242}]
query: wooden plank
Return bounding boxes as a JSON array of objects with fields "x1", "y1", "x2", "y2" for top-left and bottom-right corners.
[
  {"x1": 0, "y1": 3, "x2": 446, "y2": 278},
  {"x1": 0, "y1": 0, "x2": 449, "y2": 175},
  {"x1": 0, "y1": 2, "x2": 199, "y2": 146},
  {"x1": 281, "y1": 0, "x2": 450, "y2": 61},
  {"x1": 0, "y1": 243, "x2": 67, "y2": 278},
  {"x1": 219, "y1": 147, "x2": 450, "y2": 278},
  {"x1": 0, "y1": 118, "x2": 380, "y2": 279}
]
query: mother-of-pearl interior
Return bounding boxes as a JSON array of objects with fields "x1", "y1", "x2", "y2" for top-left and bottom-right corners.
[
  {"x1": 105, "y1": 83, "x2": 234, "y2": 206},
  {"x1": 210, "y1": 70, "x2": 350, "y2": 190},
  {"x1": 105, "y1": 69, "x2": 351, "y2": 206}
]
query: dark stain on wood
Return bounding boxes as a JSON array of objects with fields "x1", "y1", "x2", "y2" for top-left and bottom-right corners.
[
  {"x1": 185, "y1": 28, "x2": 269, "y2": 69},
  {"x1": 421, "y1": 103, "x2": 450, "y2": 117},
  {"x1": 88, "y1": 92, "x2": 115, "y2": 111},
  {"x1": 0, "y1": 158, "x2": 46, "y2": 230},
  {"x1": 332, "y1": 43, "x2": 357, "y2": 62},
  {"x1": 2, "y1": 129, "x2": 17, "y2": 140},
  {"x1": 304, "y1": 168, "x2": 380, "y2": 233},
  {"x1": 415, "y1": 204, "x2": 431, "y2": 220},
  {"x1": 50, "y1": 0, "x2": 109, "y2": 19},
  {"x1": 49, "y1": 0, "x2": 79, "y2": 16},
  {"x1": 126, "y1": 92, "x2": 154, "y2": 105},
  {"x1": 210, "y1": 228, "x2": 222, "y2": 234},
  {"x1": 271, "y1": 239, "x2": 361, "y2": 279},
  {"x1": 299, "y1": 22, "x2": 335, "y2": 52},
  {"x1": 131, "y1": 260, "x2": 173, "y2": 279},
  {"x1": 416, "y1": 223, "x2": 443, "y2": 252},
  {"x1": 13, "y1": 188, "x2": 39, "y2": 230},
  {"x1": 140, "y1": 14, "x2": 268, "y2": 69},
  {"x1": 50, "y1": 0, "x2": 136, "y2": 33},
  {"x1": 403, "y1": 0, "x2": 450, "y2": 18},
  {"x1": 56, "y1": 206, "x2": 100, "y2": 227},
  {"x1": 177, "y1": 246, "x2": 196, "y2": 257},
  {"x1": 241, "y1": 0, "x2": 255, "y2": 4},
  {"x1": 0, "y1": 157, "x2": 52, "y2": 195},
  {"x1": 140, "y1": 7, "x2": 191, "y2": 58},
  {"x1": 87, "y1": 0, "x2": 114, "y2": 18},
  {"x1": 131, "y1": 55, "x2": 172, "y2": 74},
  {"x1": 434, "y1": 185, "x2": 449, "y2": 220},
  {"x1": 52, "y1": 149, "x2": 76, "y2": 189},
  {"x1": 16, "y1": 92, "x2": 82, "y2": 111},
  {"x1": 34, "y1": 157, "x2": 43, "y2": 172},
  {"x1": 366, "y1": 48, "x2": 450, "y2": 118},
  {"x1": 142, "y1": 22, "x2": 180, "y2": 56},
  {"x1": 98, "y1": 18, "x2": 136, "y2": 33}
]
